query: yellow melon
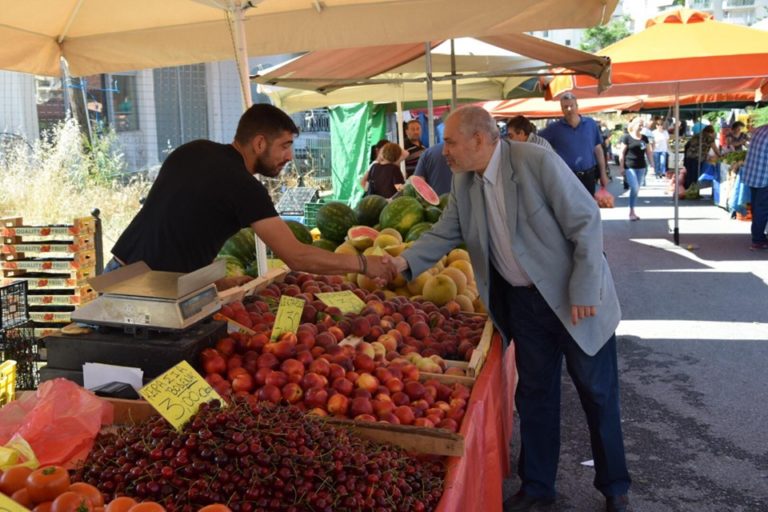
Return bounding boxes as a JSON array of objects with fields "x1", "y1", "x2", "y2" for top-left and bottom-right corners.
[
  {"x1": 440, "y1": 267, "x2": 468, "y2": 295},
  {"x1": 446, "y1": 248, "x2": 470, "y2": 264},
  {"x1": 407, "y1": 271, "x2": 432, "y2": 295},
  {"x1": 422, "y1": 274, "x2": 458, "y2": 306},
  {"x1": 448, "y1": 259, "x2": 474, "y2": 282},
  {"x1": 454, "y1": 294, "x2": 475, "y2": 312}
]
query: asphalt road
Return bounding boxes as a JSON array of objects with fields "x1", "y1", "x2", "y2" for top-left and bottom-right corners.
[{"x1": 502, "y1": 172, "x2": 768, "y2": 512}]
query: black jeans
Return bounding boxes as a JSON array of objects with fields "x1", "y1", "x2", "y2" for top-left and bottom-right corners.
[{"x1": 574, "y1": 167, "x2": 597, "y2": 195}]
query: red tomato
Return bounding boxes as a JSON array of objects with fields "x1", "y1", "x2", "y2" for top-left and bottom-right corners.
[
  {"x1": 26, "y1": 466, "x2": 71, "y2": 504},
  {"x1": 127, "y1": 502, "x2": 166, "y2": 512},
  {"x1": 51, "y1": 491, "x2": 94, "y2": 512},
  {"x1": 68, "y1": 482, "x2": 105, "y2": 507},
  {"x1": 104, "y1": 497, "x2": 137, "y2": 512},
  {"x1": 0, "y1": 465, "x2": 34, "y2": 495}
]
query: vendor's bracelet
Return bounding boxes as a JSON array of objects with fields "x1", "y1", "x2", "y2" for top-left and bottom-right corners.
[{"x1": 358, "y1": 254, "x2": 368, "y2": 274}]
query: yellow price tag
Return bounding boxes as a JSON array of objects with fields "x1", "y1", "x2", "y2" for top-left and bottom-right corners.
[
  {"x1": 315, "y1": 290, "x2": 366, "y2": 315},
  {"x1": 0, "y1": 491, "x2": 31, "y2": 512},
  {"x1": 270, "y1": 295, "x2": 306, "y2": 341},
  {"x1": 139, "y1": 360, "x2": 225, "y2": 430}
]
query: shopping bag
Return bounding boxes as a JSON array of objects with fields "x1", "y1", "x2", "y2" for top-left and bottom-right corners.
[
  {"x1": 0, "y1": 379, "x2": 113, "y2": 467},
  {"x1": 594, "y1": 187, "x2": 614, "y2": 208}
]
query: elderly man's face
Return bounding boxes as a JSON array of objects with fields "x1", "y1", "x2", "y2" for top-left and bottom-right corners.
[
  {"x1": 561, "y1": 98, "x2": 579, "y2": 116},
  {"x1": 442, "y1": 116, "x2": 482, "y2": 173}
]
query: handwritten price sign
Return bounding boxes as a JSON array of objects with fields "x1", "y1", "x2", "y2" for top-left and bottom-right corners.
[
  {"x1": 315, "y1": 291, "x2": 366, "y2": 315},
  {"x1": 139, "y1": 360, "x2": 224, "y2": 430},
  {"x1": 270, "y1": 295, "x2": 306, "y2": 341}
]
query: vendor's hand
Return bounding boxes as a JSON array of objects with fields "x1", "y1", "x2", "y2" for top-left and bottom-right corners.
[
  {"x1": 364, "y1": 255, "x2": 398, "y2": 284},
  {"x1": 571, "y1": 305, "x2": 596, "y2": 325},
  {"x1": 215, "y1": 275, "x2": 253, "y2": 291}
]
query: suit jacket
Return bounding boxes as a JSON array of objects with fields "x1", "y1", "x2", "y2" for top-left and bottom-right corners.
[{"x1": 402, "y1": 139, "x2": 621, "y2": 356}]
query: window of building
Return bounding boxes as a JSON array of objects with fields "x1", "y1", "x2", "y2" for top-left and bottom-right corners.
[{"x1": 111, "y1": 74, "x2": 139, "y2": 132}]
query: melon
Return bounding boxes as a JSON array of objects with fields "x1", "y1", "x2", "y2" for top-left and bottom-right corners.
[
  {"x1": 446, "y1": 248, "x2": 471, "y2": 264},
  {"x1": 347, "y1": 225, "x2": 380, "y2": 241},
  {"x1": 438, "y1": 193, "x2": 450, "y2": 210},
  {"x1": 316, "y1": 202, "x2": 358, "y2": 243},
  {"x1": 454, "y1": 294, "x2": 475, "y2": 313},
  {"x1": 379, "y1": 196, "x2": 425, "y2": 237},
  {"x1": 409, "y1": 176, "x2": 440, "y2": 206},
  {"x1": 355, "y1": 194, "x2": 388, "y2": 227},
  {"x1": 312, "y1": 239, "x2": 339, "y2": 252},
  {"x1": 424, "y1": 206, "x2": 443, "y2": 223},
  {"x1": 374, "y1": 234, "x2": 401, "y2": 249},
  {"x1": 404, "y1": 222, "x2": 433, "y2": 243},
  {"x1": 407, "y1": 271, "x2": 432, "y2": 296},
  {"x1": 422, "y1": 274, "x2": 458, "y2": 306},
  {"x1": 440, "y1": 267, "x2": 468, "y2": 295},
  {"x1": 448, "y1": 259, "x2": 474, "y2": 282},
  {"x1": 378, "y1": 227, "x2": 403, "y2": 243},
  {"x1": 285, "y1": 220, "x2": 313, "y2": 245}
]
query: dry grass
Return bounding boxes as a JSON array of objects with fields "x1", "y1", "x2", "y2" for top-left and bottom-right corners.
[{"x1": 0, "y1": 120, "x2": 151, "y2": 257}]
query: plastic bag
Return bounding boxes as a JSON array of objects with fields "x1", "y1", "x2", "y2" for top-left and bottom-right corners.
[
  {"x1": 0, "y1": 434, "x2": 39, "y2": 470},
  {"x1": 0, "y1": 379, "x2": 113, "y2": 467},
  {"x1": 594, "y1": 187, "x2": 614, "y2": 208}
]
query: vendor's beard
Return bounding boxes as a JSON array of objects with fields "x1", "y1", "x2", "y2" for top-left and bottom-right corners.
[{"x1": 254, "y1": 157, "x2": 286, "y2": 178}]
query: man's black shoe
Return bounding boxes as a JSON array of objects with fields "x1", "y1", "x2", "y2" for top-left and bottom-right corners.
[
  {"x1": 503, "y1": 490, "x2": 555, "y2": 511},
  {"x1": 605, "y1": 494, "x2": 630, "y2": 512}
]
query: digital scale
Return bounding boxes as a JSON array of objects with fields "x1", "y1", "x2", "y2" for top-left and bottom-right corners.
[{"x1": 72, "y1": 260, "x2": 224, "y2": 332}]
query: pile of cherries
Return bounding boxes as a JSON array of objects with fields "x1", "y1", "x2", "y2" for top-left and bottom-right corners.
[{"x1": 76, "y1": 399, "x2": 445, "y2": 512}]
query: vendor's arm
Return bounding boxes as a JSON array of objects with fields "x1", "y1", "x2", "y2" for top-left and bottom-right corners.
[
  {"x1": 252, "y1": 217, "x2": 396, "y2": 281},
  {"x1": 595, "y1": 144, "x2": 609, "y2": 188}
]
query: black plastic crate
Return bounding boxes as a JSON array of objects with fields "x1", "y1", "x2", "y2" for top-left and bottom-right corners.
[
  {"x1": 0, "y1": 322, "x2": 43, "y2": 390},
  {"x1": 1, "y1": 280, "x2": 29, "y2": 331}
]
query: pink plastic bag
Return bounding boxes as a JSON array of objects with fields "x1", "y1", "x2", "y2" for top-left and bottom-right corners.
[{"x1": 0, "y1": 379, "x2": 113, "y2": 467}]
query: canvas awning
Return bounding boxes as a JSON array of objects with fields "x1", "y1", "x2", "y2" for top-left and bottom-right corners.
[{"x1": 0, "y1": 0, "x2": 618, "y2": 78}]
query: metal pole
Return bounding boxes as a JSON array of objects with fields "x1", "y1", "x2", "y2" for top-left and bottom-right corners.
[
  {"x1": 425, "y1": 42, "x2": 435, "y2": 146},
  {"x1": 396, "y1": 86, "x2": 406, "y2": 177},
  {"x1": 450, "y1": 39, "x2": 457, "y2": 111},
  {"x1": 673, "y1": 85, "x2": 680, "y2": 246},
  {"x1": 227, "y1": 2, "x2": 269, "y2": 277}
]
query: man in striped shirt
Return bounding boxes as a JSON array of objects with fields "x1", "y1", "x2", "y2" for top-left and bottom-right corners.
[{"x1": 740, "y1": 124, "x2": 768, "y2": 250}]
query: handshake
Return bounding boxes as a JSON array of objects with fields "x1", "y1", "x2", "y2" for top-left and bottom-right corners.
[{"x1": 361, "y1": 255, "x2": 408, "y2": 284}]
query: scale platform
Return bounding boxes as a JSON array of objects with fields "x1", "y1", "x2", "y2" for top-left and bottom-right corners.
[{"x1": 71, "y1": 260, "x2": 224, "y2": 332}]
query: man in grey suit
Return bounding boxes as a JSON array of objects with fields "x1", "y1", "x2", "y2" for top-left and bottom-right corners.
[{"x1": 390, "y1": 106, "x2": 631, "y2": 512}]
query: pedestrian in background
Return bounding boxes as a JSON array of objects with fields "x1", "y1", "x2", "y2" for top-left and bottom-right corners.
[
  {"x1": 619, "y1": 118, "x2": 654, "y2": 221},
  {"x1": 363, "y1": 142, "x2": 407, "y2": 199},
  {"x1": 652, "y1": 119, "x2": 670, "y2": 178},
  {"x1": 507, "y1": 115, "x2": 553, "y2": 150},
  {"x1": 739, "y1": 124, "x2": 768, "y2": 251},
  {"x1": 414, "y1": 142, "x2": 453, "y2": 195},
  {"x1": 540, "y1": 92, "x2": 609, "y2": 194}
]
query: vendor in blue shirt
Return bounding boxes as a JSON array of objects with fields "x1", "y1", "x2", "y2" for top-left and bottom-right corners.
[{"x1": 540, "y1": 92, "x2": 609, "y2": 194}]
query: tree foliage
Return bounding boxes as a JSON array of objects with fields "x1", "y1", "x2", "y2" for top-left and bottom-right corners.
[{"x1": 579, "y1": 15, "x2": 632, "y2": 53}]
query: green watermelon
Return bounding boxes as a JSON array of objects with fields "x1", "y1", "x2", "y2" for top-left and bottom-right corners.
[
  {"x1": 317, "y1": 202, "x2": 358, "y2": 243},
  {"x1": 216, "y1": 255, "x2": 246, "y2": 277},
  {"x1": 379, "y1": 196, "x2": 425, "y2": 237},
  {"x1": 285, "y1": 220, "x2": 313, "y2": 245},
  {"x1": 355, "y1": 195, "x2": 388, "y2": 227},
  {"x1": 312, "y1": 239, "x2": 339, "y2": 251},
  {"x1": 424, "y1": 206, "x2": 443, "y2": 223},
  {"x1": 405, "y1": 222, "x2": 433, "y2": 242},
  {"x1": 438, "y1": 193, "x2": 450, "y2": 210},
  {"x1": 218, "y1": 228, "x2": 255, "y2": 263}
]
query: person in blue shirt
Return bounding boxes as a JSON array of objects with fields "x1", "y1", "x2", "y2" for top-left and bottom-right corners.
[
  {"x1": 740, "y1": 124, "x2": 768, "y2": 251},
  {"x1": 540, "y1": 93, "x2": 609, "y2": 194},
  {"x1": 413, "y1": 142, "x2": 452, "y2": 195}
]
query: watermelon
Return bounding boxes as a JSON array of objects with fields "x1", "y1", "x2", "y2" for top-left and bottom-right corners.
[
  {"x1": 408, "y1": 176, "x2": 440, "y2": 206},
  {"x1": 379, "y1": 196, "x2": 425, "y2": 237},
  {"x1": 405, "y1": 222, "x2": 433, "y2": 242},
  {"x1": 218, "y1": 228, "x2": 255, "y2": 263},
  {"x1": 216, "y1": 255, "x2": 246, "y2": 277},
  {"x1": 347, "y1": 225, "x2": 380, "y2": 240},
  {"x1": 317, "y1": 202, "x2": 358, "y2": 243},
  {"x1": 285, "y1": 220, "x2": 313, "y2": 245},
  {"x1": 424, "y1": 206, "x2": 443, "y2": 223},
  {"x1": 355, "y1": 195, "x2": 388, "y2": 227},
  {"x1": 312, "y1": 239, "x2": 339, "y2": 251},
  {"x1": 438, "y1": 193, "x2": 450, "y2": 210}
]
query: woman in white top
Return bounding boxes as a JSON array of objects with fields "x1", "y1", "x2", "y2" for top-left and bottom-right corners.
[{"x1": 652, "y1": 121, "x2": 670, "y2": 178}]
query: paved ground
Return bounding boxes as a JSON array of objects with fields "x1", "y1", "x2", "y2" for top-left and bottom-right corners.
[{"x1": 502, "y1": 170, "x2": 768, "y2": 512}]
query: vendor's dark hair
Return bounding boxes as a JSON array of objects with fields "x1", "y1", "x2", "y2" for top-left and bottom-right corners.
[
  {"x1": 731, "y1": 121, "x2": 745, "y2": 131},
  {"x1": 235, "y1": 104, "x2": 299, "y2": 144},
  {"x1": 507, "y1": 115, "x2": 536, "y2": 136}
]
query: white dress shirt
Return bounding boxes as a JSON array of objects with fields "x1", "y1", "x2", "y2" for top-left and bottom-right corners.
[{"x1": 477, "y1": 141, "x2": 533, "y2": 287}]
